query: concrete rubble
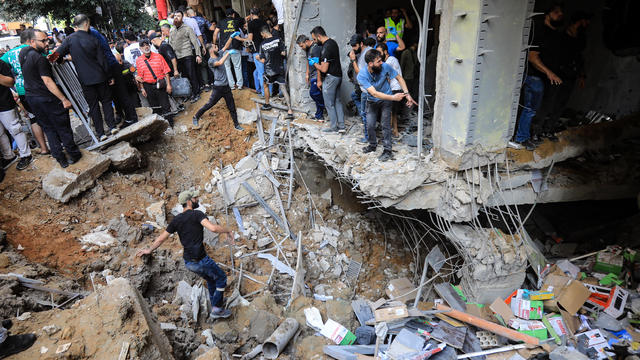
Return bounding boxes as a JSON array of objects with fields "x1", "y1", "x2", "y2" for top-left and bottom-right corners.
[
  {"x1": 42, "y1": 150, "x2": 111, "y2": 203},
  {"x1": 103, "y1": 141, "x2": 143, "y2": 171}
]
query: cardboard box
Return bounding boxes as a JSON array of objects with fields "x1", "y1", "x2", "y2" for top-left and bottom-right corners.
[
  {"x1": 511, "y1": 290, "x2": 543, "y2": 320},
  {"x1": 557, "y1": 280, "x2": 591, "y2": 315},
  {"x1": 374, "y1": 305, "x2": 409, "y2": 322},
  {"x1": 546, "y1": 314, "x2": 569, "y2": 336},
  {"x1": 594, "y1": 251, "x2": 623, "y2": 275},
  {"x1": 490, "y1": 298, "x2": 515, "y2": 325},
  {"x1": 320, "y1": 319, "x2": 357, "y2": 345},
  {"x1": 509, "y1": 319, "x2": 548, "y2": 340},
  {"x1": 385, "y1": 278, "x2": 416, "y2": 302},
  {"x1": 540, "y1": 273, "x2": 571, "y2": 312}
]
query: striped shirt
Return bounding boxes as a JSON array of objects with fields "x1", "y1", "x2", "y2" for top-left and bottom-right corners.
[{"x1": 135, "y1": 53, "x2": 170, "y2": 84}]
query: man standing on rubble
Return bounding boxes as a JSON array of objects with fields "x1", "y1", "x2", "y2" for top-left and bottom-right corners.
[
  {"x1": 136, "y1": 190, "x2": 234, "y2": 319},
  {"x1": 54, "y1": 14, "x2": 119, "y2": 141}
]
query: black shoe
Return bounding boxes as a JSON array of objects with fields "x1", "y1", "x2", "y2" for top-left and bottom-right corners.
[
  {"x1": 234, "y1": 124, "x2": 244, "y2": 131},
  {"x1": 68, "y1": 153, "x2": 82, "y2": 165},
  {"x1": 0, "y1": 333, "x2": 37, "y2": 358},
  {"x1": 1, "y1": 319, "x2": 12, "y2": 329},
  {"x1": 362, "y1": 145, "x2": 376, "y2": 154},
  {"x1": 15, "y1": 156, "x2": 32, "y2": 171},
  {"x1": 521, "y1": 139, "x2": 536, "y2": 151},
  {"x1": 379, "y1": 151, "x2": 393, "y2": 162},
  {"x1": 58, "y1": 159, "x2": 69, "y2": 168},
  {"x1": 1, "y1": 155, "x2": 16, "y2": 169},
  {"x1": 531, "y1": 135, "x2": 544, "y2": 146},
  {"x1": 190, "y1": 95, "x2": 200, "y2": 103},
  {"x1": 261, "y1": 104, "x2": 272, "y2": 110},
  {"x1": 546, "y1": 133, "x2": 559, "y2": 142}
]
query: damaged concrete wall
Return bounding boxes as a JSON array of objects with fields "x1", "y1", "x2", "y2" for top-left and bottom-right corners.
[
  {"x1": 285, "y1": 0, "x2": 356, "y2": 110},
  {"x1": 432, "y1": 0, "x2": 533, "y2": 169}
]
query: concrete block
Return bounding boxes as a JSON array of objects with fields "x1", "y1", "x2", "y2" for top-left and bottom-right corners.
[
  {"x1": 237, "y1": 108, "x2": 257, "y2": 125},
  {"x1": 104, "y1": 142, "x2": 142, "y2": 171},
  {"x1": 235, "y1": 156, "x2": 258, "y2": 172},
  {"x1": 249, "y1": 310, "x2": 279, "y2": 343},
  {"x1": 146, "y1": 201, "x2": 167, "y2": 228},
  {"x1": 42, "y1": 150, "x2": 111, "y2": 203},
  {"x1": 97, "y1": 112, "x2": 169, "y2": 148}
]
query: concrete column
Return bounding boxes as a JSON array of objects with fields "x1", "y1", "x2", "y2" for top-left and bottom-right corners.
[
  {"x1": 432, "y1": 0, "x2": 534, "y2": 169},
  {"x1": 284, "y1": 0, "x2": 356, "y2": 110}
]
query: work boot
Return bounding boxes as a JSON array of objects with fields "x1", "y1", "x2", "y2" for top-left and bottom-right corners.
[
  {"x1": 209, "y1": 308, "x2": 232, "y2": 319},
  {"x1": 0, "y1": 333, "x2": 37, "y2": 358},
  {"x1": 15, "y1": 156, "x2": 32, "y2": 171},
  {"x1": 378, "y1": 151, "x2": 393, "y2": 162},
  {"x1": 261, "y1": 103, "x2": 272, "y2": 111},
  {"x1": 362, "y1": 145, "x2": 376, "y2": 154}
]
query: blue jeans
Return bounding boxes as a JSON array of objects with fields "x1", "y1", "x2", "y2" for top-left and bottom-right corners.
[
  {"x1": 310, "y1": 77, "x2": 325, "y2": 119},
  {"x1": 322, "y1": 74, "x2": 345, "y2": 130},
  {"x1": 515, "y1": 75, "x2": 544, "y2": 142},
  {"x1": 253, "y1": 53, "x2": 265, "y2": 96},
  {"x1": 184, "y1": 256, "x2": 227, "y2": 308}
]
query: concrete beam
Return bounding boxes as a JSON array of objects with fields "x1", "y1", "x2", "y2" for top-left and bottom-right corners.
[{"x1": 432, "y1": 0, "x2": 534, "y2": 169}]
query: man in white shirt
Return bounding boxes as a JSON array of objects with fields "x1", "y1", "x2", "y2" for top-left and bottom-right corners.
[
  {"x1": 376, "y1": 42, "x2": 403, "y2": 137},
  {"x1": 123, "y1": 31, "x2": 142, "y2": 66}
]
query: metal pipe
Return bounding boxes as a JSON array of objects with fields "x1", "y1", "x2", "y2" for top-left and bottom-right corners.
[
  {"x1": 413, "y1": 254, "x2": 430, "y2": 308},
  {"x1": 262, "y1": 318, "x2": 299, "y2": 359},
  {"x1": 417, "y1": 0, "x2": 431, "y2": 157}
]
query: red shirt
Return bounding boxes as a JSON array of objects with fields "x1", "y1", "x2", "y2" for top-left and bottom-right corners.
[{"x1": 135, "y1": 52, "x2": 170, "y2": 84}]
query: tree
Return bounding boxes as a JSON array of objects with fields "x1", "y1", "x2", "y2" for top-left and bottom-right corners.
[{"x1": 0, "y1": 0, "x2": 156, "y2": 32}]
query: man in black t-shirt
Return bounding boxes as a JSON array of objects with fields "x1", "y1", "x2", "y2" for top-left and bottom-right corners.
[
  {"x1": 150, "y1": 33, "x2": 179, "y2": 77},
  {"x1": 246, "y1": 8, "x2": 268, "y2": 96},
  {"x1": 257, "y1": 26, "x2": 293, "y2": 119},
  {"x1": 510, "y1": 4, "x2": 564, "y2": 151},
  {"x1": 311, "y1": 26, "x2": 345, "y2": 133},
  {"x1": 20, "y1": 29, "x2": 81, "y2": 169},
  {"x1": 136, "y1": 190, "x2": 234, "y2": 319},
  {"x1": 214, "y1": 8, "x2": 244, "y2": 89},
  {"x1": 296, "y1": 34, "x2": 325, "y2": 121}
]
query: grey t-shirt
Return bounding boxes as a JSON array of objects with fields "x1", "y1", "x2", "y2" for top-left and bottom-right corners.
[{"x1": 208, "y1": 55, "x2": 228, "y2": 87}]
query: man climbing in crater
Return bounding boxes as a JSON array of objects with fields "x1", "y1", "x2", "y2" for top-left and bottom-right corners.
[{"x1": 136, "y1": 190, "x2": 235, "y2": 319}]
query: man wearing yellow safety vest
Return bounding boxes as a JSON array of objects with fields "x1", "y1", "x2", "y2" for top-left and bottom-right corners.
[{"x1": 384, "y1": 8, "x2": 414, "y2": 41}]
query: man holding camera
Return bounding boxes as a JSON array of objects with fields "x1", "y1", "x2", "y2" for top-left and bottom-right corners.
[{"x1": 135, "y1": 39, "x2": 174, "y2": 126}]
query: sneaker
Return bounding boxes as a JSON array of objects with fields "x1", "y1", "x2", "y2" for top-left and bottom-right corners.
[
  {"x1": 285, "y1": 112, "x2": 294, "y2": 119},
  {"x1": 1, "y1": 155, "x2": 17, "y2": 168},
  {"x1": 0, "y1": 333, "x2": 37, "y2": 358},
  {"x1": 261, "y1": 103, "x2": 272, "y2": 111},
  {"x1": 110, "y1": 128, "x2": 119, "y2": 135},
  {"x1": 16, "y1": 156, "x2": 32, "y2": 171},
  {"x1": 507, "y1": 141, "x2": 524, "y2": 150},
  {"x1": 322, "y1": 127, "x2": 338, "y2": 133},
  {"x1": 315, "y1": 117, "x2": 325, "y2": 122},
  {"x1": 209, "y1": 308, "x2": 232, "y2": 319},
  {"x1": 58, "y1": 159, "x2": 69, "y2": 169},
  {"x1": 337, "y1": 128, "x2": 346, "y2": 134},
  {"x1": 357, "y1": 137, "x2": 368, "y2": 144},
  {"x1": 192, "y1": 116, "x2": 199, "y2": 127},
  {"x1": 362, "y1": 145, "x2": 376, "y2": 153},
  {"x1": 99, "y1": 135, "x2": 108, "y2": 142},
  {"x1": 190, "y1": 95, "x2": 201, "y2": 103},
  {"x1": 378, "y1": 151, "x2": 393, "y2": 162},
  {"x1": 234, "y1": 124, "x2": 244, "y2": 131}
]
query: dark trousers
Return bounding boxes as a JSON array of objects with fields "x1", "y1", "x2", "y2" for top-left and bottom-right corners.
[
  {"x1": 366, "y1": 99, "x2": 393, "y2": 151},
  {"x1": 309, "y1": 77, "x2": 325, "y2": 119},
  {"x1": 535, "y1": 77, "x2": 576, "y2": 135},
  {"x1": 177, "y1": 56, "x2": 200, "y2": 98},
  {"x1": 184, "y1": 256, "x2": 227, "y2": 308},
  {"x1": 142, "y1": 83, "x2": 173, "y2": 125},
  {"x1": 82, "y1": 81, "x2": 117, "y2": 137},
  {"x1": 110, "y1": 65, "x2": 138, "y2": 125},
  {"x1": 26, "y1": 96, "x2": 81, "y2": 164},
  {"x1": 194, "y1": 85, "x2": 238, "y2": 125}
]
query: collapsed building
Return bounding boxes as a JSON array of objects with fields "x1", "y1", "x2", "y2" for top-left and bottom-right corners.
[{"x1": 1, "y1": 0, "x2": 640, "y2": 359}]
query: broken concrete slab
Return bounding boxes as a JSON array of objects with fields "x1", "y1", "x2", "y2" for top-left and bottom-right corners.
[
  {"x1": 249, "y1": 310, "x2": 280, "y2": 343},
  {"x1": 195, "y1": 347, "x2": 222, "y2": 360},
  {"x1": 103, "y1": 142, "x2": 142, "y2": 171},
  {"x1": 42, "y1": 150, "x2": 111, "y2": 203},
  {"x1": 237, "y1": 108, "x2": 258, "y2": 125},
  {"x1": 146, "y1": 201, "x2": 167, "y2": 228},
  {"x1": 79, "y1": 228, "x2": 117, "y2": 248},
  {"x1": 88, "y1": 111, "x2": 170, "y2": 150}
]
